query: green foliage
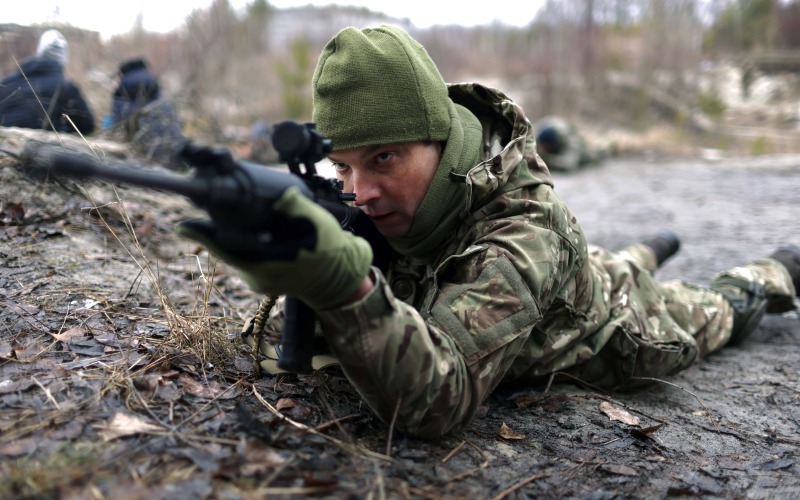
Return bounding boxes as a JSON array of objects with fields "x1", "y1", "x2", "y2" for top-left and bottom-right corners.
[
  {"x1": 0, "y1": 441, "x2": 106, "y2": 498},
  {"x1": 242, "y1": 0, "x2": 273, "y2": 52},
  {"x1": 697, "y1": 89, "x2": 727, "y2": 120},
  {"x1": 741, "y1": 63, "x2": 755, "y2": 99},
  {"x1": 276, "y1": 37, "x2": 313, "y2": 120},
  {"x1": 749, "y1": 136, "x2": 770, "y2": 154},
  {"x1": 704, "y1": 0, "x2": 777, "y2": 51},
  {"x1": 247, "y1": 0, "x2": 272, "y2": 18},
  {"x1": 673, "y1": 109, "x2": 690, "y2": 129}
]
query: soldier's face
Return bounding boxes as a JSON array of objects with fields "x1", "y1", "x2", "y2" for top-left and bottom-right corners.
[{"x1": 329, "y1": 141, "x2": 442, "y2": 238}]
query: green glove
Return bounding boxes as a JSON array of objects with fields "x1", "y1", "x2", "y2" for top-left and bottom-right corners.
[{"x1": 175, "y1": 186, "x2": 372, "y2": 310}]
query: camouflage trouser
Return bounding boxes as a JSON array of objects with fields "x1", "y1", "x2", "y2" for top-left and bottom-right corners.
[{"x1": 565, "y1": 243, "x2": 796, "y2": 389}]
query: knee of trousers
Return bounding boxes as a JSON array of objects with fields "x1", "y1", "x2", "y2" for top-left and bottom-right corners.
[{"x1": 710, "y1": 275, "x2": 768, "y2": 345}]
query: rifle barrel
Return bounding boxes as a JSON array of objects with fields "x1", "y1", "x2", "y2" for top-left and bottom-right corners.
[{"x1": 21, "y1": 142, "x2": 208, "y2": 199}]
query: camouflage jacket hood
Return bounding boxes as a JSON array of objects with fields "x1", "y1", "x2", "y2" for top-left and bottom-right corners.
[
  {"x1": 426, "y1": 82, "x2": 555, "y2": 261},
  {"x1": 449, "y1": 82, "x2": 553, "y2": 206}
]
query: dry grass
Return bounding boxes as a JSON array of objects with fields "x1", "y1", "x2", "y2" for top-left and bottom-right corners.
[{"x1": 72, "y1": 151, "x2": 240, "y2": 370}]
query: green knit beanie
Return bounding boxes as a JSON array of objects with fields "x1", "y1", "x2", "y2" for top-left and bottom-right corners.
[{"x1": 312, "y1": 25, "x2": 452, "y2": 151}]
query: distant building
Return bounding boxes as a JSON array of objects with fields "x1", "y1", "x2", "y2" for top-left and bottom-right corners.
[{"x1": 266, "y1": 6, "x2": 413, "y2": 50}]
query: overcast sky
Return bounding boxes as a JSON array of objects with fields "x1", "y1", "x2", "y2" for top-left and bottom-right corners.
[{"x1": 7, "y1": 0, "x2": 544, "y2": 39}]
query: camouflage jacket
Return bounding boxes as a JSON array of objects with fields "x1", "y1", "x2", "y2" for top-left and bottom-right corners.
[{"x1": 304, "y1": 83, "x2": 615, "y2": 437}]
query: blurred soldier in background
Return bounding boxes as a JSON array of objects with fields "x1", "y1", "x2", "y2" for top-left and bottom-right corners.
[
  {"x1": 111, "y1": 57, "x2": 186, "y2": 167},
  {"x1": 534, "y1": 115, "x2": 603, "y2": 172},
  {"x1": 0, "y1": 29, "x2": 95, "y2": 134},
  {"x1": 247, "y1": 119, "x2": 279, "y2": 164}
]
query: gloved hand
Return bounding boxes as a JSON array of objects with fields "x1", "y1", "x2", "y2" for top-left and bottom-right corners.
[{"x1": 175, "y1": 186, "x2": 373, "y2": 310}]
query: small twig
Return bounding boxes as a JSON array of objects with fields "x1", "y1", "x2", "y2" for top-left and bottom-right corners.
[
  {"x1": 123, "y1": 267, "x2": 146, "y2": 299},
  {"x1": 491, "y1": 471, "x2": 551, "y2": 500},
  {"x1": 249, "y1": 486, "x2": 336, "y2": 496},
  {"x1": 31, "y1": 376, "x2": 60, "y2": 411},
  {"x1": 315, "y1": 389, "x2": 362, "y2": 452},
  {"x1": 407, "y1": 486, "x2": 453, "y2": 500},
  {"x1": 252, "y1": 386, "x2": 390, "y2": 462},
  {"x1": 62, "y1": 114, "x2": 96, "y2": 153},
  {"x1": 551, "y1": 371, "x2": 610, "y2": 394},
  {"x1": 677, "y1": 416, "x2": 750, "y2": 442},
  {"x1": 560, "y1": 459, "x2": 613, "y2": 481},
  {"x1": 385, "y1": 396, "x2": 402, "y2": 457},
  {"x1": 543, "y1": 372, "x2": 556, "y2": 395},
  {"x1": 314, "y1": 413, "x2": 362, "y2": 432},
  {"x1": 372, "y1": 461, "x2": 387, "y2": 500},
  {"x1": 14, "y1": 56, "x2": 62, "y2": 143},
  {"x1": 262, "y1": 456, "x2": 295, "y2": 489},
  {"x1": 679, "y1": 415, "x2": 800, "y2": 445},
  {"x1": 631, "y1": 376, "x2": 720, "y2": 433},
  {"x1": 130, "y1": 384, "x2": 176, "y2": 432},
  {"x1": 572, "y1": 393, "x2": 670, "y2": 424},
  {"x1": 440, "y1": 440, "x2": 489, "y2": 484},
  {"x1": 441, "y1": 441, "x2": 467, "y2": 463},
  {"x1": 174, "y1": 378, "x2": 246, "y2": 430}
]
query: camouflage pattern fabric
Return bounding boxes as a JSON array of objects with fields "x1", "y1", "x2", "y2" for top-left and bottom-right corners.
[
  {"x1": 127, "y1": 98, "x2": 186, "y2": 168},
  {"x1": 250, "y1": 83, "x2": 796, "y2": 438}
]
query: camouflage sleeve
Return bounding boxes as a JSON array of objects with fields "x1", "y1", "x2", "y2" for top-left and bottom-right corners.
[{"x1": 314, "y1": 239, "x2": 556, "y2": 438}]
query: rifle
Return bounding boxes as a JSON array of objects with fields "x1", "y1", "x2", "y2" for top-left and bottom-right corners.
[{"x1": 20, "y1": 120, "x2": 389, "y2": 374}]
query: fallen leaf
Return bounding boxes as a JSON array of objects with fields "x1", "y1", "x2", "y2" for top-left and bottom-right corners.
[
  {"x1": 599, "y1": 463, "x2": 639, "y2": 476},
  {"x1": 0, "y1": 340, "x2": 12, "y2": 358},
  {"x1": 276, "y1": 398, "x2": 297, "y2": 411},
  {"x1": 97, "y1": 412, "x2": 163, "y2": 441},
  {"x1": 13, "y1": 344, "x2": 42, "y2": 362},
  {"x1": 631, "y1": 423, "x2": 663, "y2": 442},
  {"x1": 0, "y1": 437, "x2": 39, "y2": 457},
  {"x1": 513, "y1": 393, "x2": 542, "y2": 408},
  {"x1": 49, "y1": 420, "x2": 86, "y2": 440},
  {"x1": 756, "y1": 458, "x2": 794, "y2": 471},
  {"x1": 498, "y1": 422, "x2": 526, "y2": 440},
  {"x1": 156, "y1": 382, "x2": 182, "y2": 402},
  {"x1": 638, "y1": 424, "x2": 663, "y2": 435},
  {"x1": 178, "y1": 373, "x2": 221, "y2": 399},
  {"x1": 65, "y1": 338, "x2": 105, "y2": 357},
  {"x1": 599, "y1": 401, "x2": 640, "y2": 426},
  {"x1": 177, "y1": 373, "x2": 240, "y2": 400},
  {"x1": 679, "y1": 471, "x2": 723, "y2": 495},
  {"x1": 50, "y1": 327, "x2": 87, "y2": 343},
  {"x1": 240, "y1": 443, "x2": 288, "y2": 475},
  {"x1": 0, "y1": 378, "x2": 36, "y2": 395},
  {"x1": 717, "y1": 457, "x2": 747, "y2": 470},
  {"x1": 3, "y1": 201, "x2": 26, "y2": 224}
]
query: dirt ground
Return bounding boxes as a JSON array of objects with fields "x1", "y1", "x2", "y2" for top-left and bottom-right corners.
[{"x1": 1, "y1": 128, "x2": 798, "y2": 499}]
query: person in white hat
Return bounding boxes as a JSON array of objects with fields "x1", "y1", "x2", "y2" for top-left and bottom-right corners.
[{"x1": 0, "y1": 29, "x2": 95, "y2": 134}]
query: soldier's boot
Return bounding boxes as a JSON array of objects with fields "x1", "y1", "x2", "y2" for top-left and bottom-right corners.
[
  {"x1": 710, "y1": 275, "x2": 768, "y2": 346},
  {"x1": 710, "y1": 249, "x2": 798, "y2": 346},
  {"x1": 768, "y1": 245, "x2": 800, "y2": 302},
  {"x1": 642, "y1": 229, "x2": 681, "y2": 268}
]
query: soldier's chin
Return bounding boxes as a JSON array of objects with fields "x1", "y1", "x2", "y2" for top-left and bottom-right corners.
[{"x1": 371, "y1": 214, "x2": 408, "y2": 238}]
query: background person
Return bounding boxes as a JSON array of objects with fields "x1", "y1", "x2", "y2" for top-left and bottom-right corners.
[
  {"x1": 0, "y1": 29, "x2": 95, "y2": 134},
  {"x1": 534, "y1": 115, "x2": 603, "y2": 171},
  {"x1": 111, "y1": 57, "x2": 186, "y2": 167}
]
